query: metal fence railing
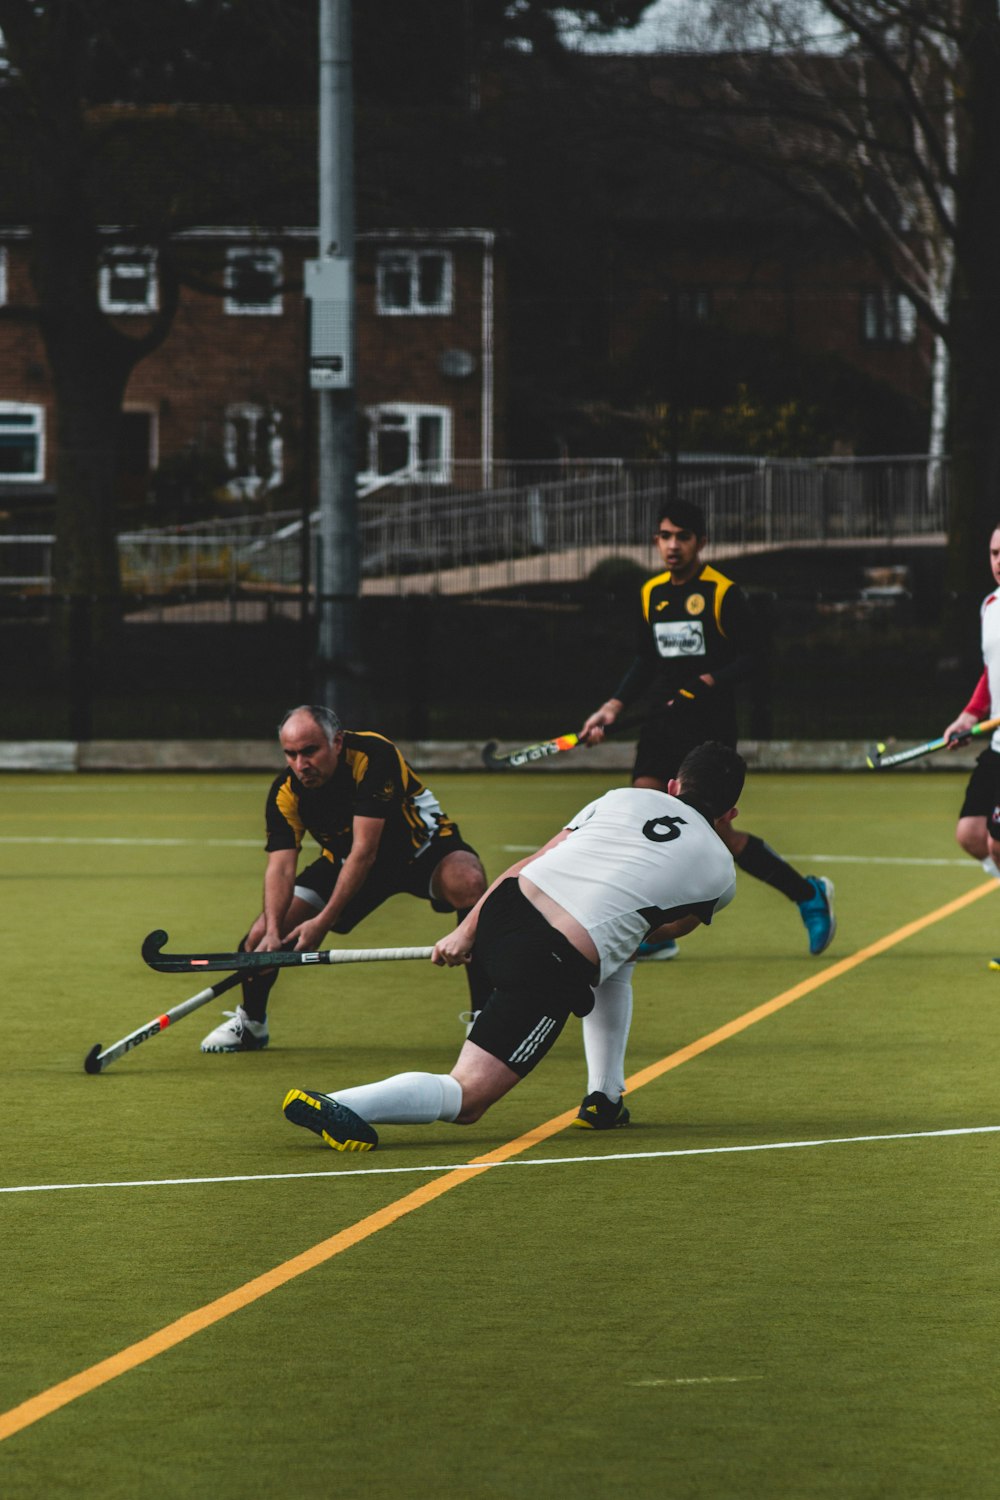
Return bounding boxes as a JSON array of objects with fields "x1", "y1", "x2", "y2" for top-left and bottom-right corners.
[{"x1": 0, "y1": 455, "x2": 949, "y2": 604}]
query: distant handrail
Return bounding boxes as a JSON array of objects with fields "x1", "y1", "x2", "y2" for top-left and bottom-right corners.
[{"x1": 0, "y1": 454, "x2": 951, "y2": 595}]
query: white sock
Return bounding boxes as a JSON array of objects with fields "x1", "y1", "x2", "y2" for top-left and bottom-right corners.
[
  {"x1": 582, "y1": 962, "x2": 634, "y2": 1100},
  {"x1": 981, "y1": 857, "x2": 1000, "y2": 883},
  {"x1": 331, "y1": 1071, "x2": 463, "y2": 1124}
]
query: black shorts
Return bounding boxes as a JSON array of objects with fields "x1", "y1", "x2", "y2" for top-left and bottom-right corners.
[
  {"x1": 959, "y1": 747, "x2": 1000, "y2": 819},
  {"x1": 295, "y1": 831, "x2": 480, "y2": 933},
  {"x1": 632, "y1": 703, "x2": 738, "y2": 784},
  {"x1": 467, "y1": 878, "x2": 598, "y2": 1078},
  {"x1": 959, "y1": 748, "x2": 1000, "y2": 833}
]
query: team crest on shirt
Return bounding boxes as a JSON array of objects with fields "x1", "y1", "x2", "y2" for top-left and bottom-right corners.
[{"x1": 686, "y1": 593, "x2": 705, "y2": 616}]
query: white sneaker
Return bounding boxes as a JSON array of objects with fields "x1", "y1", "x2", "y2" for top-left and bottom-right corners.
[{"x1": 200, "y1": 1006, "x2": 269, "y2": 1053}]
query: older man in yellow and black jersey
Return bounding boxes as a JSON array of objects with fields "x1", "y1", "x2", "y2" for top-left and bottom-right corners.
[
  {"x1": 200, "y1": 705, "x2": 488, "y2": 1053},
  {"x1": 580, "y1": 499, "x2": 835, "y2": 962}
]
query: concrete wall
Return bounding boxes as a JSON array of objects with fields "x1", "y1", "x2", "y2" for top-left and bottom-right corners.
[{"x1": 0, "y1": 739, "x2": 979, "y2": 774}]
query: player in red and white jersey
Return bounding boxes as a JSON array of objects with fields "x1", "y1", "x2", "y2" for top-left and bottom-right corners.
[
  {"x1": 942, "y1": 524, "x2": 1000, "y2": 895},
  {"x1": 281, "y1": 741, "x2": 745, "y2": 1151}
]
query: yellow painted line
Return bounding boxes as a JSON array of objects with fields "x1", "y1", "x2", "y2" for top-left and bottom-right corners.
[
  {"x1": 1, "y1": 880, "x2": 994, "y2": 1443},
  {"x1": 625, "y1": 879, "x2": 998, "y2": 1093}
]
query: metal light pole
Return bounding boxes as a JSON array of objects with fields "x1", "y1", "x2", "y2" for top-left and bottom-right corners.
[{"x1": 306, "y1": 0, "x2": 359, "y2": 717}]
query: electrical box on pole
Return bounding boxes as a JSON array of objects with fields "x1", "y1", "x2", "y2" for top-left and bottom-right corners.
[{"x1": 305, "y1": 257, "x2": 354, "y2": 389}]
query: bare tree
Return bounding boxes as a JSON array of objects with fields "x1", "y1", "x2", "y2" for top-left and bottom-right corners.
[
  {"x1": 0, "y1": 0, "x2": 664, "y2": 660},
  {"x1": 647, "y1": 0, "x2": 996, "y2": 635}
]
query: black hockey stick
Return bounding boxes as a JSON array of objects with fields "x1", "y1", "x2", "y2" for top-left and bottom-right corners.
[
  {"x1": 866, "y1": 715, "x2": 1000, "y2": 770},
  {"x1": 84, "y1": 970, "x2": 243, "y2": 1074},
  {"x1": 482, "y1": 715, "x2": 643, "y2": 771},
  {"x1": 141, "y1": 929, "x2": 435, "y2": 974}
]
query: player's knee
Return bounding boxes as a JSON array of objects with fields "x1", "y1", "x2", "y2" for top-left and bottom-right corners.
[{"x1": 956, "y1": 822, "x2": 986, "y2": 858}]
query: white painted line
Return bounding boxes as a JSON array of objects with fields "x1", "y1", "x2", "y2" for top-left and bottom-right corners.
[
  {"x1": 0, "y1": 836, "x2": 259, "y2": 848},
  {"x1": 502, "y1": 846, "x2": 978, "y2": 867},
  {"x1": 0, "y1": 832, "x2": 977, "y2": 866},
  {"x1": 0, "y1": 783, "x2": 259, "y2": 794},
  {"x1": 786, "y1": 854, "x2": 981, "y2": 867},
  {"x1": 5, "y1": 1124, "x2": 998, "y2": 1195},
  {"x1": 631, "y1": 1376, "x2": 763, "y2": 1387}
]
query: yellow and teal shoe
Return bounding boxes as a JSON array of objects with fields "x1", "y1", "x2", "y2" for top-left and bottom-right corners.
[
  {"x1": 572, "y1": 1090, "x2": 630, "y2": 1130},
  {"x1": 282, "y1": 1088, "x2": 378, "y2": 1152}
]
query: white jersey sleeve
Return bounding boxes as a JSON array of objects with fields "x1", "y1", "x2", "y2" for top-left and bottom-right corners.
[
  {"x1": 523, "y1": 786, "x2": 736, "y2": 981},
  {"x1": 981, "y1": 591, "x2": 1000, "y2": 752}
]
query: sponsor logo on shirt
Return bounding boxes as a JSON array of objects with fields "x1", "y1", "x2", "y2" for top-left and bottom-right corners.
[{"x1": 653, "y1": 620, "x2": 706, "y2": 658}]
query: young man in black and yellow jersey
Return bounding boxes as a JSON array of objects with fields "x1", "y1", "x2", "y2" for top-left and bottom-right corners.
[
  {"x1": 572, "y1": 500, "x2": 835, "y2": 1129},
  {"x1": 200, "y1": 704, "x2": 488, "y2": 1053},
  {"x1": 580, "y1": 499, "x2": 835, "y2": 959}
]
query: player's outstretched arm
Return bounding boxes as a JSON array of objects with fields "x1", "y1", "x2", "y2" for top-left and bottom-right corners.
[
  {"x1": 431, "y1": 830, "x2": 574, "y2": 966},
  {"x1": 943, "y1": 710, "x2": 978, "y2": 747},
  {"x1": 579, "y1": 698, "x2": 624, "y2": 744}
]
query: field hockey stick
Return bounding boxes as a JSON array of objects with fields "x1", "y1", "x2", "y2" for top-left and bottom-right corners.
[
  {"x1": 482, "y1": 732, "x2": 581, "y2": 769},
  {"x1": 866, "y1": 715, "x2": 1000, "y2": 770},
  {"x1": 482, "y1": 715, "x2": 643, "y2": 770},
  {"x1": 83, "y1": 970, "x2": 243, "y2": 1074},
  {"x1": 141, "y1": 929, "x2": 435, "y2": 974}
]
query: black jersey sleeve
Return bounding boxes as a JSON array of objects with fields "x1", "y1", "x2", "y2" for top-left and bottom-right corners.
[
  {"x1": 709, "y1": 583, "x2": 757, "y2": 688},
  {"x1": 613, "y1": 653, "x2": 656, "y2": 706},
  {"x1": 611, "y1": 599, "x2": 660, "y2": 704},
  {"x1": 264, "y1": 774, "x2": 303, "y2": 852}
]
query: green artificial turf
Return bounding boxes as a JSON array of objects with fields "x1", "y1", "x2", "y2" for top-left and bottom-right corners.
[{"x1": 2, "y1": 770, "x2": 999, "y2": 1498}]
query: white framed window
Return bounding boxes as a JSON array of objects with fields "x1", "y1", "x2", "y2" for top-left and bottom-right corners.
[
  {"x1": 376, "y1": 249, "x2": 453, "y2": 315},
  {"x1": 99, "y1": 248, "x2": 159, "y2": 315},
  {"x1": 0, "y1": 402, "x2": 45, "y2": 481},
  {"x1": 223, "y1": 403, "x2": 283, "y2": 496},
  {"x1": 0, "y1": 247, "x2": 7, "y2": 308},
  {"x1": 364, "y1": 404, "x2": 452, "y2": 483},
  {"x1": 861, "y1": 288, "x2": 917, "y2": 345},
  {"x1": 225, "y1": 247, "x2": 284, "y2": 315}
]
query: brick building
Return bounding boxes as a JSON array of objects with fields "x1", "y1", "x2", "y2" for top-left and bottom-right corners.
[
  {"x1": 0, "y1": 49, "x2": 938, "y2": 524},
  {"x1": 0, "y1": 221, "x2": 502, "y2": 524}
]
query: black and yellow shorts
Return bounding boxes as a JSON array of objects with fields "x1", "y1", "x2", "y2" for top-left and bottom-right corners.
[
  {"x1": 295, "y1": 830, "x2": 480, "y2": 932},
  {"x1": 632, "y1": 703, "x2": 738, "y2": 785}
]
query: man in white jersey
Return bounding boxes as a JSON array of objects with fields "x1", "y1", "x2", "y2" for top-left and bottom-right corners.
[
  {"x1": 281, "y1": 741, "x2": 745, "y2": 1152},
  {"x1": 942, "y1": 524, "x2": 1000, "y2": 906}
]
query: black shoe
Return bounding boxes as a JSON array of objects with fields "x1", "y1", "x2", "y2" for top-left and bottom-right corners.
[
  {"x1": 572, "y1": 1090, "x2": 630, "y2": 1130},
  {"x1": 282, "y1": 1088, "x2": 379, "y2": 1152}
]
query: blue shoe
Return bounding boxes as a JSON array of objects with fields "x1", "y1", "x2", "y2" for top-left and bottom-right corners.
[
  {"x1": 572, "y1": 1091, "x2": 631, "y2": 1130},
  {"x1": 282, "y1": 1088, "x2": 378, "y2": 1152},
  {"x1": 798, "y1": 876, "x2": 835, "y2": 956},
  {"x1": 636, "y1": 937, "x2": 679, "y2": 961}
]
